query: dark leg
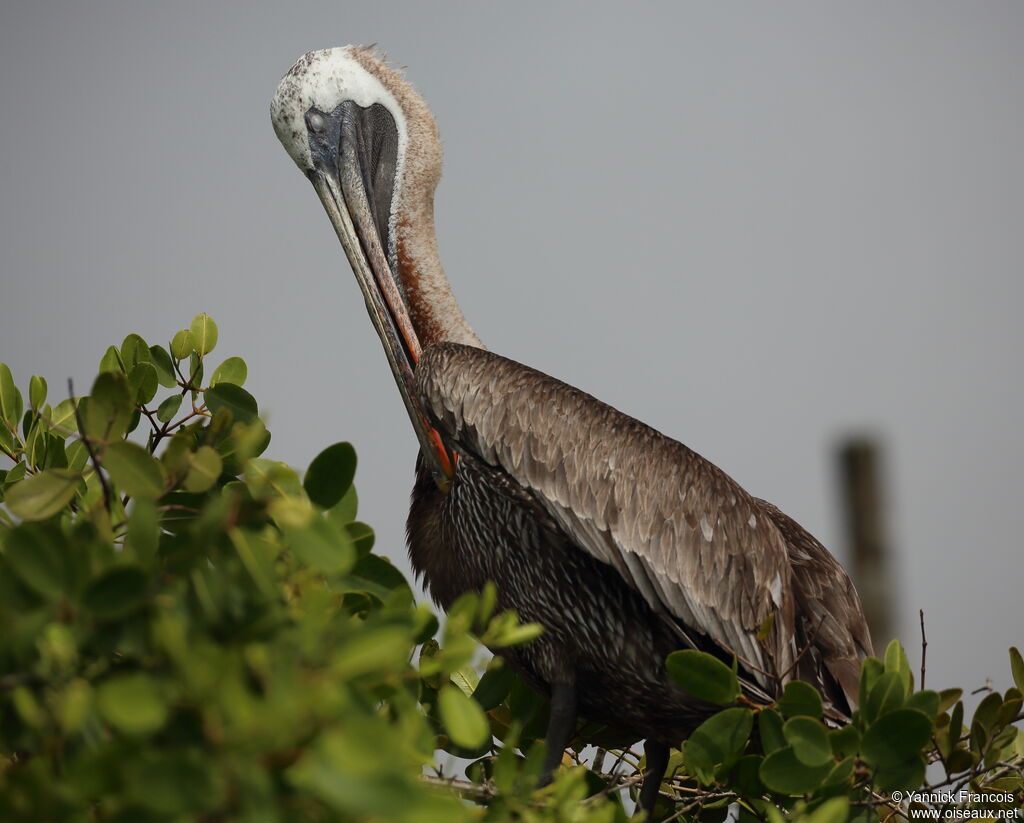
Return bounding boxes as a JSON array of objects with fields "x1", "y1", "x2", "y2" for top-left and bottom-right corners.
[
  {"x1": 638, "y1": 740, "x2": 670, "y2": 821},
  {"x1": 539, "y1": 680, "x2": 577, "y2": 785}
]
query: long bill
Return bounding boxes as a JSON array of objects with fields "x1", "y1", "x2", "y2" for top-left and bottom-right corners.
[{"x1": 309, "y1": 151, "x2": 455, "y2": 489}]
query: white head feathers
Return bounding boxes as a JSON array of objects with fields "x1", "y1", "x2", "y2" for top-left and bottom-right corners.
[{"x1": 270, "y1": 46, "x2": 409, "y2": 175}]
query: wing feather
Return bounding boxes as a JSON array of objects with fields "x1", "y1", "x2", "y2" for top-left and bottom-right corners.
[
  {"x1": 756, "y1": 499, "x2": 873, "y2": 710},
  {"x1": 416, "y1": 343, "x2": 799, "y2": 689}
]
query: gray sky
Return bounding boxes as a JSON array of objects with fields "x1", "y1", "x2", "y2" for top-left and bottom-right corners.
[{"x1": 2, "y1": 1, "x2": 1021, "y2": 697}]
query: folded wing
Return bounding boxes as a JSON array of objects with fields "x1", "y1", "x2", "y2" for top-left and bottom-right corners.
[{"x1": 416, "y1": 343, "x2": 805, "y2": 692}]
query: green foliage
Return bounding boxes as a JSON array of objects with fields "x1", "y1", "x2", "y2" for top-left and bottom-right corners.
[
  {"x1": 0, "y1": 317, "x2": 620, "y2": 823},
  {"x1": 1, "y1": 317, "x2": 1021, "y2": 822},
  {"x1": 666, "y1": 649, "x2": 741, "y2": 705},
  {"x1": 662, "y1": 644, "x2": 1022, "y2": 820},
  {"x1": 304, "y1": 442, "x2": 356, "y2": 509}
]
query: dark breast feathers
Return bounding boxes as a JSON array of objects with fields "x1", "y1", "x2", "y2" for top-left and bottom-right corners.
[{"x1": 407, "y1": 342, "x2": 871, "y2": 737}]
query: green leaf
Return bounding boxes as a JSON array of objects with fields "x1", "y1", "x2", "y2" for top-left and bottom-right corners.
[
  {"x1": 304, "y1": 442, "x2": 357, "y2": 509},
  {"x1": 332, "y1": 626, "x2": 411, "y2": 679},
  {"x1": 944, "y1": 747, "x2": 974, "y2": 774},
  {"x1": 99, "y1": 344, "x2": 124, "y2": 373},
  {"x1": 884, "y1": 638, "x2": 913, "y2": 695},
  {"x1": 83, "y1": 566, "x2": 149, "y2": 619},
  {"x1": 731, "y1": 754, "x2": 766, "y2": 797},
  {"x1": 228, "y1": 418, "x2": 271, "y2": 463},
  {"x1": 0, "y1": 362, "x2": 22, "y2": 425},
  {"x1": 0, "y1": 419, "x2": 17, "y2": 455},
  {"x1": 483, "y1": 614, "x2": 542, "y2": 647},
  {"x1": 5, "y1": 468, "x2": 81, "y2": 520},
  {"x1": 805, "y1": 797, "x2": 849, "y2": 823},
  {"x1": 861, "y1": 708, "x2": 932, "y2": 769},
  {"x1": 865, "y1": 671, "x2": 905, "y2": 721},
  {"x1": 41, "y1": 434, "x2": 67, "y2": 470},
  {"x1": 758, "y1": 708, "x2": 786, "y2": 753},
  {"x1": 149, "y1": 345, "x2": 178, "y2": 388},
  {"x1": 665, "y1": 650, "x2": 740, "y2": 705},
  {"x1": 190, "y1": 313, "x2": 218, "y2": 355},
  {"x1": 1011, "y1": 647, "x2": 1024, "y2": 693},
  {"x1": 3, "y1": 460, "x2": 28, "y2": 485},
  {"x1": 413, "y1": 607, "x2": 440, "y2": 645},
  {"x1": 228, "y1": 528, "x2": 278, "y2": 599},
  {"x1": 973, "y1": 691, "x2": 1002, "y2": 732},
  {"x1": 759, "y1": 746, "x2": 832, "y2": 795},
  {"x1": 205, "y1": 383, "x2": 257, "y2": 424},
  {"x1": 103, "y1": 441, "x2": 166, "y2": 499},
  {"x1": 948, "y1": 700, "x2": 964, "y2": 745},
  {"x1": 84, "y1": 371, "x2": 133, "y2": 441},
  {"x1": 683, "y1": 707, "x2": 753, "y2": 782},
  {"x1": 29, "y1": 375, "x2": 47, "y2": 410},
  {"x1": 246, "y1": 458, "x2": 302, "y2": 499},
  {"x1": 937, "y1": 687, "x2": 963, "y2": 714},
  {"x1": 783, "y1": 716, "x2": 832, "y2": 766},
  {"x1": 822, "y1": 756, "x2": 856, "y2": 788},
  {"x1": 5, "y1": 526, "x2": 71, "y2": 599},
  {"x1": 156, "y1": 394, "x2": 182, "y2": 423},
  {"x1": 438, "y1": 684, "x2": 491, "y2": 749},
  {"x1": 209, "y1": 356, "x2": 247, "y2": 387},
  {"x1": 905, "y1": 689, "x2": 940, "y2": 719},
  {"x1": 874, "y1": 752, "x2": 926, "y2": 793},
  {"x1": 829, "y1": 724, "x2": 860, "y2": 759},
  {"x1": 128, "y1": 362, "x2": 158, "y2": 405},
  {"x1": 184, "y1": 446, "x2": 222, "y2": 493},
  {"x1": 858, "y1": 656, "x2": 884, "y2": 709},
  {"x1": 350, "y1": 553, "x2": 409, "y2": 600},
  {"x1": 996, "y1": 688, "x2": 1023, "y2": 727},
  {"x1": 97, "y1": 673, "x2": 167, "y2": 735},
  {"x1": 284, "y1": 517, "x2": 355, "y2": 574},
  {"x1": 451, "y1": 665, "x2": 481, "y2": 697},
  {"x1": 24, "y1": 419, "x2": 46, "y2": 468},
  {"x1": 327, "y1": 484, "x2": 359, "y2": 526},
  {"x1": 127, "y1": 497, "x2": 159, "y2": 567},
  {"x1": 65, "y1": 440, "x2": 88, "y2": 472},
  {"x1": 170, "y1": 329, "x2": 194, "y2": 360},
  {"x1": 188, "y1": 352, "x2": 204, "y2": 387},
  {"x1": 120, "y1": 333, "x2": 151, "y2": 369},
  {"x1": 776, "y1": 680, "x2": 822, "y2": 719},
  {"x1": 472, "y1": 665, "x2": 515, "y2": 711},
  {"x1": 48, "y1": 397, "x2": 78, "y2": 433},
  {"x1": 345, "y1": 521, "x2": 374, "y2": 556}
]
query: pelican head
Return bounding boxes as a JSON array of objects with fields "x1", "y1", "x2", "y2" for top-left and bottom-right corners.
[{"x1": 272, "y1": 46, "x2": 479, "y2": 486}]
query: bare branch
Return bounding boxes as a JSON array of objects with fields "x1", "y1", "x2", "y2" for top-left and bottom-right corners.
[{"x1": 919, "y1": 609, "x2": 928, "y2": 690}]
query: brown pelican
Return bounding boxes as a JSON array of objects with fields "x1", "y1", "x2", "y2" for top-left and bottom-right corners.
[{"x1": 271, "y1": 46, "x2": 872, "y2": 816}]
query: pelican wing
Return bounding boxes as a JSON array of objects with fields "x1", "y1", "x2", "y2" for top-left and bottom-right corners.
[
  {"x1": 756, "y1": 500, "x2": 872, "y2": 709},
  {"x1": 416, "y1": 343, "x2": 798, "y2": 689}
]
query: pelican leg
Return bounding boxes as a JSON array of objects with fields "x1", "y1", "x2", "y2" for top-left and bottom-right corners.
[
  {"x1": 539, "y1": 680, "x2": 577, "y2": 785},
  {"x1": 638, "y1": 740, "x2": 670, "y2": 821}
]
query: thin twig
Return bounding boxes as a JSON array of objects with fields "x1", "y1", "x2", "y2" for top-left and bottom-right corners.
[
  {"x1": 69, "y1": 379, "x2": 111, "y2": 513},
  {"x1": 919, "y1": 609, "x2": 928, "y2": 690},
  {"x1": 420, "y1": 774, "x2": 496, "y2": 803},
  {"x1": 0, "y1": 435, "x2": 18, "y2": 462},
  {"x1": 659, "y1": 792, "x2": 735, "y2": 823},
  {"x1": 581, "y1": 771, "x2": 645, "y2": 804}
]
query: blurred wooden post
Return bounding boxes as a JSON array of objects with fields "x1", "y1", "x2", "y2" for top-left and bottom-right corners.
[{"x1": 837, "y1": 437, "x2": 893, "y2": 648}]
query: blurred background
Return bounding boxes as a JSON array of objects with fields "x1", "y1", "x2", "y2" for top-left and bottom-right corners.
[{"x1": 1, "y1": 1, "x2": 1020, "y2": 698}]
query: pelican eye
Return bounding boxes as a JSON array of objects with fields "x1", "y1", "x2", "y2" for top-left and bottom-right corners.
[{"x1": 307, "y1": 112, "x2": 326, "y2": 133}]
